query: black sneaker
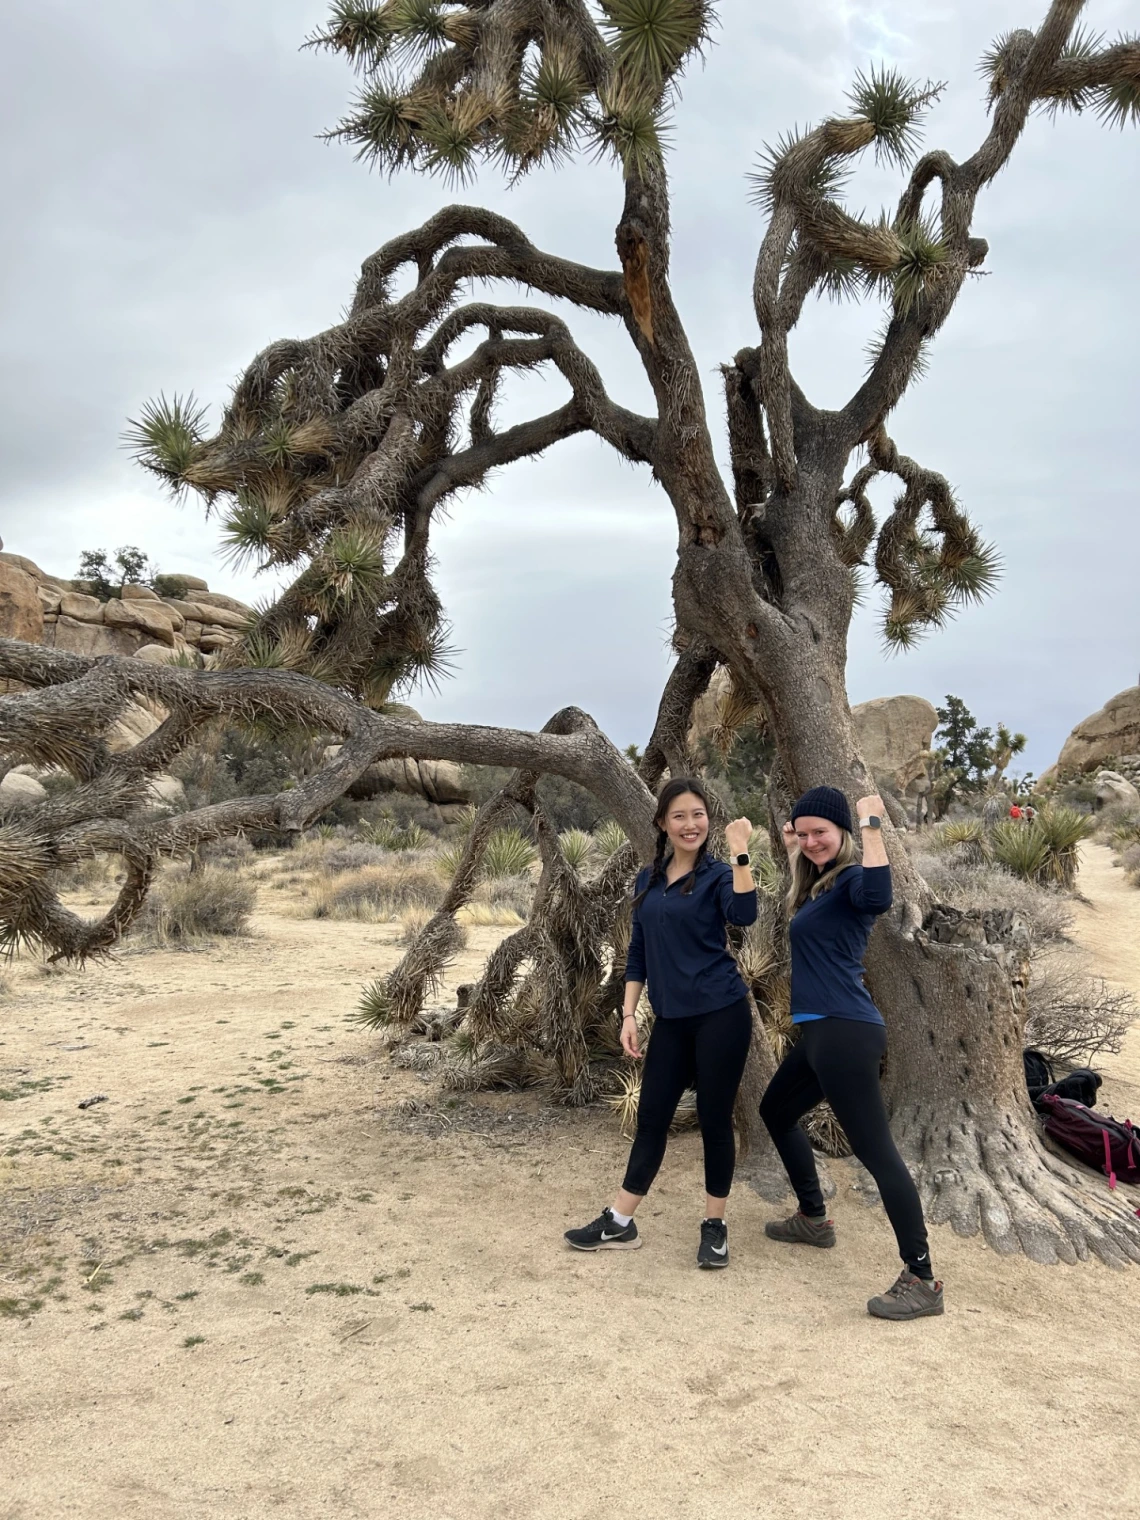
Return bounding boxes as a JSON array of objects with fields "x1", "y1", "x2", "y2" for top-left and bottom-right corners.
[
  {"x1": 697, "y1": 1218, "x2": 729, "y2": 1269},
  {"x1": 564, "y1": 1207, "x2": 642, "y2": 1252}
]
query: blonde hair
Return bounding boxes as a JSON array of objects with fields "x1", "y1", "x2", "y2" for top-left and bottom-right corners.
[{"x1": 786, "y1": 829, "x2": 858, "y2": 915}]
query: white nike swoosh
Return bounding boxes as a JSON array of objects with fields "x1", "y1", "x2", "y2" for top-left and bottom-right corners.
[
  {"x1": 710, "y1": 1242, "x2": 727, "y2": 1256},
  {"x1": 600, "y1": 1230, "x2": 626, "y2": 1241}
]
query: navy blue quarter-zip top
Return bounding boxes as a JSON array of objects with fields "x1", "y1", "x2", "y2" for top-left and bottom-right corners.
[
  {"x1": 625, "y1": 856, "x2": 758, "y2": 1019},
  {"x1": 788, "y1": 863, "x2": 892, "y2": 1025}
]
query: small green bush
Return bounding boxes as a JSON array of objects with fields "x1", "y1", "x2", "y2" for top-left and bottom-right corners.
[
  {"x1": 142, "y1": 867, "x2": 256, "y2": 943},
  {"x1": 990, "y1": 821, "x2": 1050, "y2": 882},
  {"x1": 558, "y1": 828, "x2": 595, "y2": 872},
  {"x1": 483, "y1": 828, "x2": 538, "y2": 879},
  {"x1": 593, "y1": 821, "x2": 628, "y2": 862},
  {"x1": 152, "y1": 574, "x2": 190, "y2": 601}
]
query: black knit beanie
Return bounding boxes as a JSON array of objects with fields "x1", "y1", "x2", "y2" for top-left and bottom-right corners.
[{"x1": 790, "y1": 786, "x2": 853, "y2": 834}]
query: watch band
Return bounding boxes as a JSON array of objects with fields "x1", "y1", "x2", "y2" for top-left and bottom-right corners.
[
  {"x1": 734, "y1": 852, "x2": 751, "y2": 866},
  {"x1": 859, "y1": 815, "x2": 882, "y2": 830}
]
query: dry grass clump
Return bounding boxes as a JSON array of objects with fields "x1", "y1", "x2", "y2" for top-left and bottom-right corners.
[
  {"x1": 456, "y1": 901, "x2": 525, "y2": 928},
  {"x1": 140, "y1": 866, "x2": 256, "y2": 945},
  {"x1": 398, "y1": 905, "x2": 468, "y2": 947},
  {"x1": 1121, "y1": 843, "x2": 1140, "y2": 885},
  {"x1": 1026, "y1": 953, "x2": 1136, "y2": 1066},
  {"x1": 912, "y1": 851, "x2": 1074, "y2": 943},
  {"x1": 200, "y1": 835, "x2": 254, "y2": 870},
  {"x1": 311, "y1": 863, "x2": 445, "y2": 921},
  {"x1": 52, "y1": 854, "x2": 118, "y2": 893}
]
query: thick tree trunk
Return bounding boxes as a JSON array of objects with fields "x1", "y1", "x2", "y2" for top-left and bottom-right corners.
[{"x1": 745, "y1": 628, "x2": 1140, "y2": 1265}]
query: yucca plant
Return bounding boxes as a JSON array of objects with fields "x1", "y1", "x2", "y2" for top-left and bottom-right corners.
[
  {"x1": 593, "y1": 821, "x2": 628, "y2": 862},
  {"x1": 558, "y1": 828, "x2": 596, "y2": 873},
  {"x1": 1032, "y1": 805, "x2": 1095, "y2": 889},
  {"x1": 990, "y1": 821, "x2": 1050, "y2": 883},
  {"x1": 352, "y1": 977, "x2": 393, "y2": 1030},
  {"x1": 483, "y1": 828, "x2": 538, "y2": 879}
]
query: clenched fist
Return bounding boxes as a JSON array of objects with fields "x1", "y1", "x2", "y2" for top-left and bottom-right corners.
[{"x1": 724, "y1": 817, "x2": 753, "y2": 858}]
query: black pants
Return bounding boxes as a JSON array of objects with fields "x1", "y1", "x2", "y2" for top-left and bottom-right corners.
[
  {"x1": 623, "y1": 999, "x2": 752, "y2": 1200},
  {"x1": 759, "y1": 1018, "x2": 931, "y2": 1272}
]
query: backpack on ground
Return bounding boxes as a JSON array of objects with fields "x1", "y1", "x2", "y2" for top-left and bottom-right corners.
[
  {"x1": 1023, "y1": 1048, "x2": 1055, "y2": 1103},
  {"x1": 1036, "y1": 1093, "x2": 1140, "y2": 1189},
  {"x1": 1043, "y1": 1067, "x2": 1102, "y2": 1108}
]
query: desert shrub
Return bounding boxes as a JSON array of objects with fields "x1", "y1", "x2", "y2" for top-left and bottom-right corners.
[
  {"x1": 558, "y1": 828, "x2": 595, "y2": 872},
  {"x1": 912, "y1": 853, "x2": 1074, "y2": 943},
  {"x1": 52, "y1": 854, "x2": 117, "y2": 892},
  {"x1": 435, "y1": 841, "x2": 464, "y2": 878},
  {"x1": 1106, "y1": 811, "x2": 1140, "y2": 848},
  {"x1": 593, "y1": 820, "x2": 628, "y2": 862},
  {"x1": 483, "y1": 828, "x2": 538, "y2": 878},
  {"x1": 1026, "y1": 954, "x2": 1136, "y2": 1066},
  {"x1": 989, "y1": 820, "x2": 1050, "y2": 881},
  {"x1": 1031, "y1": 805, "x2": 1095, "y2": 888},
  {"x1": 457, "y1": 901, "x2": 525, "y2": 927},
  {"x1": 311, "y1": 863, "x2": 445, "y2": 921},
  {"x1": 1054, "y1": 777, "x2": 1100, "y2": 811},
  {"x1": 1121, "y1": 843, "x2": 1140, "y2": 884},
  {"x1": 477, "y1": 872, "x2": 535, "y2": 912},
  {"x1": 398, "y1": 905, "x2": 466, "y2": 946},
  {"x1": 358, "y1": 819, "x2": 432, "y2": 852},
  {"x1": 201, "y1": 835, "x2": 254, "y2": 870},
  {"x1": 141, "y1": 867, "x2": 255, "y2": 944},
  {"x1": 318, "y1": 842, "x2": 391, "y2": 874},
  {"x1": 152, "y1": 573, "x2": 190, "y2": 600}
]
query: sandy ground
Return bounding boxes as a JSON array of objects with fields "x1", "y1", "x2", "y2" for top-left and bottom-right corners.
[{"x1": 2, "y1": 848, "x2": 1139, "y2": 1520}]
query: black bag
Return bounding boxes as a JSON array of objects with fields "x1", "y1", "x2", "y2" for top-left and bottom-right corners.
[
  {"x1": 1023, "y1": 1048, "x2": 1054, "y2": 1104},
  {"x1": 1043, "y1": 1067, "x2": 1102, "y2": 1109}
]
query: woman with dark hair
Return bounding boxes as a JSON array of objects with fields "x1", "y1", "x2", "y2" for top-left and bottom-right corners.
[
  {"x1": 565, "y1": 778, "x2": 758, "y2": 1268},
  {"x1": 759, "y1": 786, "x2": 944, "y2": 1320}
]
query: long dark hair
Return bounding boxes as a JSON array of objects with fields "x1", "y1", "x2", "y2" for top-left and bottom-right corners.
[{"x1": 632, "y1": 777, "x2": 712, "y2": 908}]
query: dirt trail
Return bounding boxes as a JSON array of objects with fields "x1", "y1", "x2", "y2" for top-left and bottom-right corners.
[{"x1": 2, "y1": 863, "x2": 1139, "y2": 1520}]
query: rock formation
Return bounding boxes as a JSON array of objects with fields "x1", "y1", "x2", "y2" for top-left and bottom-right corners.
[{"x1": 1053, "y1": 686, "x2": 1140, "y2": 779}]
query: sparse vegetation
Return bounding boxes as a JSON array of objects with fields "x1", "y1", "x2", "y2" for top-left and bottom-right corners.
[{"x1": 139, "y1": 867, "x2": 256, "y2": 945}]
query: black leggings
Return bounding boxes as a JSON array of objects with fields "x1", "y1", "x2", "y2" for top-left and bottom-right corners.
[
  {"x1": 623, "y1": 999, "x2": 752, "y2": 1200},
  {"x1": 758, "y1": 1018, "x2": 931, "y2": 1273}
]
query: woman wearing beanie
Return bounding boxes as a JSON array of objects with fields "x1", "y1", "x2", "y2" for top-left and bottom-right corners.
[
  {"x1": 760, "y1": 786, "x2": 943, "y2": 1320},
  {"x1": 565, "y1": 778, "x2": 758, "y2": 1269}
]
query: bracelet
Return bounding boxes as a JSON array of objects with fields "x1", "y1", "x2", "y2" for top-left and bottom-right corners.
[{"x1": 622, "y1": 1013, "x2": 637, "y2": 1022}]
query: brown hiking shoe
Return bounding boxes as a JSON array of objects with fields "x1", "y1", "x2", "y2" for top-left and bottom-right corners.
[
  {"x1": 764, "y1": 1211, "x2": 836, "y2": 1249},
  {"x1": 867, "y1": 1270, "x2": 944, "y2": 1320}
]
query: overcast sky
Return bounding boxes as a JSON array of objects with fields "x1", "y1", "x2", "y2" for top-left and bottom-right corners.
[{"x1": 2, "y1": 1, "x2": 1137, "y2": 778}]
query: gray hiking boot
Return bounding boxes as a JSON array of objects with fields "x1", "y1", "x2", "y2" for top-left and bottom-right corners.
[
  {"x1": 764, "y1": 1211, "x2": 836, "y2": 1249},
  {"x1": 867, "y1": 1270, "x2": 944, "y2": 1320}
]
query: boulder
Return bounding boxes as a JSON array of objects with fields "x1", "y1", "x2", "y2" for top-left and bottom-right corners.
[
  {"x1": 1056, "y1": 687, "x2": 1140, "y2": 775},
  {"x1": 186, "y1": 602, "x2": 249, "y2": 630},
  {"x1": 0, "y1": 551, "x2": 49, "y2": 582},
  {"x1": 852, "y1": 695, "x2": 939, "y2": 797},
  {"x1": 191, "y1": 590, "x2": 255, "y2": 619},
  {"x1": 177, "y1": 574, "x2": 210, "y2": 591},
  {"x1": 121, "y1": 583, "x2": 161, "y2": 602},
  {"x1": 47, "y1": 616, "x2": 144, "y2": 657},
  {"x1": 107, "y1": 702, "x2": 164, "y2": 752},
  {"x1": 59, "y1": 591, "x2": 105, "y2": 623},
  {"x1": 182, "y1": 620, "x2": 204, "y2": 645},
  {"x1": 0, "y1": 562, "x2": 45, "y2": 643},
  {"x1": 37, "y1": 585, "x2": 62, "y2": 615},
  {"x1": 0, "y1": 771, "x2": 48, "y2": 804},
  {"x1": 104, "y1": 597, "x2": 180, "y2": 643},
  {"x1": 1094, "y1": 769, "x2": 1140, "y2": 811},
  {"x1": 147, "y1": 774, "x2": 186, "y2": 809},
  {"x1": 134, "y1": 642, "x2": 194, "y2": 666}
]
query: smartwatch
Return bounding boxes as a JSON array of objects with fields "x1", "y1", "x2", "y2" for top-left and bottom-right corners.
[
  {"x1": 734, "y1": 852, "x2": 751, "y2": 866},
  {"x1": 859, "y1": 816, "x2": 882, "y2": 830}
]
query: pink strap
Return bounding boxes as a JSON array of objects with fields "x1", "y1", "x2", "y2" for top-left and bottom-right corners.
[{"x1": 1104, "y1": 1129, "x2": 1117, "y2": 1190}]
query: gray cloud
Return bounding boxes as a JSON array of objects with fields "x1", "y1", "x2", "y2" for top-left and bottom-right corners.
[{"x1": 1, "y1": 1, "x2": 1137, "y2": 773}]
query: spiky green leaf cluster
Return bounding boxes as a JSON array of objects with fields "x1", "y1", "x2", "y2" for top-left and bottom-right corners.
[
  {"x1": 847, "y1": 66, "x2": 942, "y2": 167},
  {"x1": 123, "y1": 393, "x2": 208, "y2": 488},
  {"x1": 599, "y1": 0, "x2": 713, "y2": 85},
  {"x1": 314, "y1": 0, "x2": 711, "y2": 182},
  {"x1": 880, "y1": 535, "x2": 1001, "y2": 652}
]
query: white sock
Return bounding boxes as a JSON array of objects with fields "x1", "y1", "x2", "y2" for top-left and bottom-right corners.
[{"x1": 609, "y1": 1208, "x2": 633, "y2": 1227}]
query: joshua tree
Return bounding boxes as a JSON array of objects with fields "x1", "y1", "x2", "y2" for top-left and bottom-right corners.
[{"x1": 3, "y1": 0, "x2": 1140, "y2": 1263}]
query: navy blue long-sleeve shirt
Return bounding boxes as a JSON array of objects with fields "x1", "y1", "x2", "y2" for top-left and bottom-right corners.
[
  {"x1": 626, "y1": 857, "x2": 758, "y2": 1019},
  {"x1": 789, "y1": 863, "x2": 892, "y2": 1025}
]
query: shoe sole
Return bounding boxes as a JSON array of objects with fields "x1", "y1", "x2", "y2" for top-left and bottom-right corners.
[
  {"x1": 565, "y1": 1237, "x2": 643, "y2": 1251},
  {"x1": 866, "y1": 1298, "x2": 944, "y2": 1320},
  {"x1": 764, "y1": 1226, "x2": 836, "y2": 1249},
  {"x1": 698, "y1": 1257, "x2": 729, "y2": 1270}
]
